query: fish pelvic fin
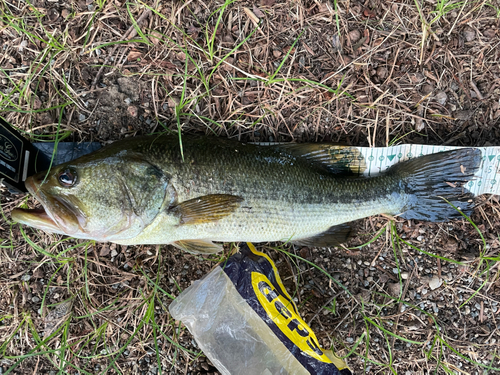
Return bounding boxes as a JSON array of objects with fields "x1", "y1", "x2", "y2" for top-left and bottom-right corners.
[
  {"x1": 172, "y1": 240, "x2": 223, "y2": 254},
  {"x1": 394, "y1": 148, "x2": 481, "y2": 221},
  {"x1": 169, "y1": 194, "x2": 243, "y2": 225},
  {"x1": 292, "y1": 223, "x2": 352, "y2": 248}
]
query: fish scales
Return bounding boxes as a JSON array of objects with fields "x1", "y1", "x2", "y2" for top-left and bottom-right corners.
[
  {"x1": 119, "y1": 138, "x2": 403, "y2": 244},
  {"x1": 11, "y1": 135, "x2": 481, "y2": 252}
]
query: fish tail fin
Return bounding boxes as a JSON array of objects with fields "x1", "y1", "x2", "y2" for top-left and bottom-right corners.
[{"x1": 392, "y1": 148, "x2": 481, "y2": 221}]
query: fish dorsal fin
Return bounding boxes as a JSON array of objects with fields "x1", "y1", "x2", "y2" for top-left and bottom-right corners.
[
  {"x1": 169, "y1": 194, "x2": 243, "y2": 225},
  {"x1": 277, "y1": 144, "x2": 366, "y2": 175},
  {"x1": 292, "y1": 223, "x2": 352, "y2": 247},
  {"x1": 172, "y1": 240, "x2": 223, "y2": 254}
]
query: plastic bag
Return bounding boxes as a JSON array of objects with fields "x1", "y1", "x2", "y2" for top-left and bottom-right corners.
[{"x1": 169, "y1": 243, "x2": 352, "y2": 375}]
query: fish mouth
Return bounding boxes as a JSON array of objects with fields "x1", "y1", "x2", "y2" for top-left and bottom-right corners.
[
  {"x1": 11, "y1": 176, "x2": 82, "y2": 235},
  {"x1": 11, "y1": 206, "x2": 64, "y2": 234}
]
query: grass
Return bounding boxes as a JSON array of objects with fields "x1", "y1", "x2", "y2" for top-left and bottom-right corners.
[
  {"x1": 275, "y1": 212, "x2": 500, "y2": 373},
  {"x1": 1, "y1": 0, "x2": 500, "y2": 373},
  {"x1": 0, "y1": 234, "x2": 199, "y2": 374}
]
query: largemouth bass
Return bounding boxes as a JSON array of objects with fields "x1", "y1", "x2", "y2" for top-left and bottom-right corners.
[{"x1": 11, "y1": 135, "x2": 481, "y2": 253}]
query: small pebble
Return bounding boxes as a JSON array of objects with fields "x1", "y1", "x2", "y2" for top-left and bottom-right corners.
[
  {"x1": 32, "y1": 296, "x2": 40, "y2": 303},
  {"x1": 401, "y1": 272, "x2": 409, "y2": 279},
  {"x1": 21, "y1": 274, "x2": 31, "y2": 281},
  {"x1": 388, "y1": 282, "x2": 401, "y2": 297},
  {"x1": 392, "y1": 268, "x2": 399, "y2": 274},
  {"x1": 463, "y1": 27, "x2": 475, "y2": 42},
  {"x1": 421, "y1": 84, "x2": 434, "y2": 95},
  {"x1": 435, "y1": 91, "x2": 447, "y2": 105},
  {"x1": 168, "y1": 96, "x2": 180, "y2": 108},
  {"x1": 484, "y1": 28, "x2": 496, "y2": 38},
  {"x1": 127, "y1": 105, "x2": 138, "y2": 117},
  {"x1": 99, "y1": 246, "x2": 110, "y2": 257},
  {"x1": 429, "y1": 276, "x2": 442, "y2": 290},
  {"x1": 432, "y1": 303, "x2": 439, "y2": 313},
  {"x1": 348, "y1": 29, "x2": 361, "y2": 43},
  {"x1": 78, "y1": 113, "x2": 86, "y2": 122},
  {"x1": 376, "y1": 66, "x2": 388, "y2": 80}
]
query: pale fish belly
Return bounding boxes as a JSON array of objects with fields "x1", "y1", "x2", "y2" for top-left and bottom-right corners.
[{"x1": 116, "y1": 193, "x2": 405, "y2": 246}]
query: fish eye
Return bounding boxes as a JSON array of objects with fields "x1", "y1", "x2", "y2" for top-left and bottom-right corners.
[{"x1": 58, "y1": 168, "x2": 77, "y2": 187}]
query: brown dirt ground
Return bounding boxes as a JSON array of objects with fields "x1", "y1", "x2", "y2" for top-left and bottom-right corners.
[{"x1": 1, "y1": 0, "x2": 500, "y2": 374}]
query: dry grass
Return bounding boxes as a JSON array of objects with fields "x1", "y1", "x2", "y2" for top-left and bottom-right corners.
[{"x1": 1, "y1": 0, "x2": 500, "y2": 373}]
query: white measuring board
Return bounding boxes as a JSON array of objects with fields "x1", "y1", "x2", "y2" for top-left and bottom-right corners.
[{"x1": 355, "y1": 145, "x2": 500, "y2": 197}]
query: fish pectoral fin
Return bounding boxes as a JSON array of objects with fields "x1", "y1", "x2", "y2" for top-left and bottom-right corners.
[
  {"x1": 169, "y1": 194, "x2": 243, "y2": 225},
  {"x1": 172, "y1": 240, "x2": 223, "y2": 254},
  {"x1": 292, "y1": 223, "x2": 352, "y2": 248},
  {"x1": 277, "y1": 143, "x2": 366, "y2": 175}
]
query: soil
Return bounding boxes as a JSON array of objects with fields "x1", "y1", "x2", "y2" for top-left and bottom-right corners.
[{"x1": 1, "y1": 0, "x2": 500, "y2": 374}]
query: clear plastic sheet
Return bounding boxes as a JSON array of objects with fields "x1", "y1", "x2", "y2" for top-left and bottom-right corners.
[{"x1": 170, "y1": 243, "x2": 351, "y2": 375}]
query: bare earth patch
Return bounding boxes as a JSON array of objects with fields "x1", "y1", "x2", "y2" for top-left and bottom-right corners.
[{"x1": 1, "y1": 0, "x2": 500, "y2": 373}]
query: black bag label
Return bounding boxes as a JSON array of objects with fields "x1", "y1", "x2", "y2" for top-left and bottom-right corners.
[
  {"x1": 0, "y1": 117, "x2": 26, "y2": 183},
  {"x1": 222, "y1": 243, "x2": 352, "y2": 375}
]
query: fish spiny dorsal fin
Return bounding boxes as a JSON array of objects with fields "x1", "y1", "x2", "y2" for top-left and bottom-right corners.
[
  {"x1": 276, "y1": 144, "x2": 366, "y2": 175},
  {"x1": 172, "y1": 240, "x2": 223, "y2": 254},
  {"x1": 292, "y1": 223, "x2": 352, "y2": 248},
  {"x1": 169, "y1": 194, "x2": 244, "y2": 225}
]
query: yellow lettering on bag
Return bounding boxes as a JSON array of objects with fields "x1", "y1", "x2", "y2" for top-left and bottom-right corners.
[{"x1": 252, "y1": 272, "x2": 332, "y2": 364}]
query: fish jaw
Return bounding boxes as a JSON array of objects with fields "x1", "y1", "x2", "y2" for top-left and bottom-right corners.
[
  {"x1": 11, "y1": 207, "x2": 65, "y2": 234},
  {"x1": 11, "y1": 175, "x2": 83, "y2": 236}
]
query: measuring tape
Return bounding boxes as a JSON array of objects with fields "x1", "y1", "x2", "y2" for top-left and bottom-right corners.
[{"x1": 356, "y1": 144, "x2": 500, "y2": 196}]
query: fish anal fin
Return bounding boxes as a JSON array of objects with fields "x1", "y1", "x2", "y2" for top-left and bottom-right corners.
[
  {"x1": 170, "y1": 194, "x2": 243, "y2": 225},
  {"x1": 292, "y1": 223, "x2": 352, "y2": 248},
  {"x1": 278, "y1": 144, "x2": 366, "y2": 175},
  {"x1": 172, "y1": 240, "x2": 223, "y2": 254}
]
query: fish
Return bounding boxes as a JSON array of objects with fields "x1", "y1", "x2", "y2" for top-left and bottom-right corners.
[{"x1": 11, "y1": 135, "x2": 481, "y2": 254}]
